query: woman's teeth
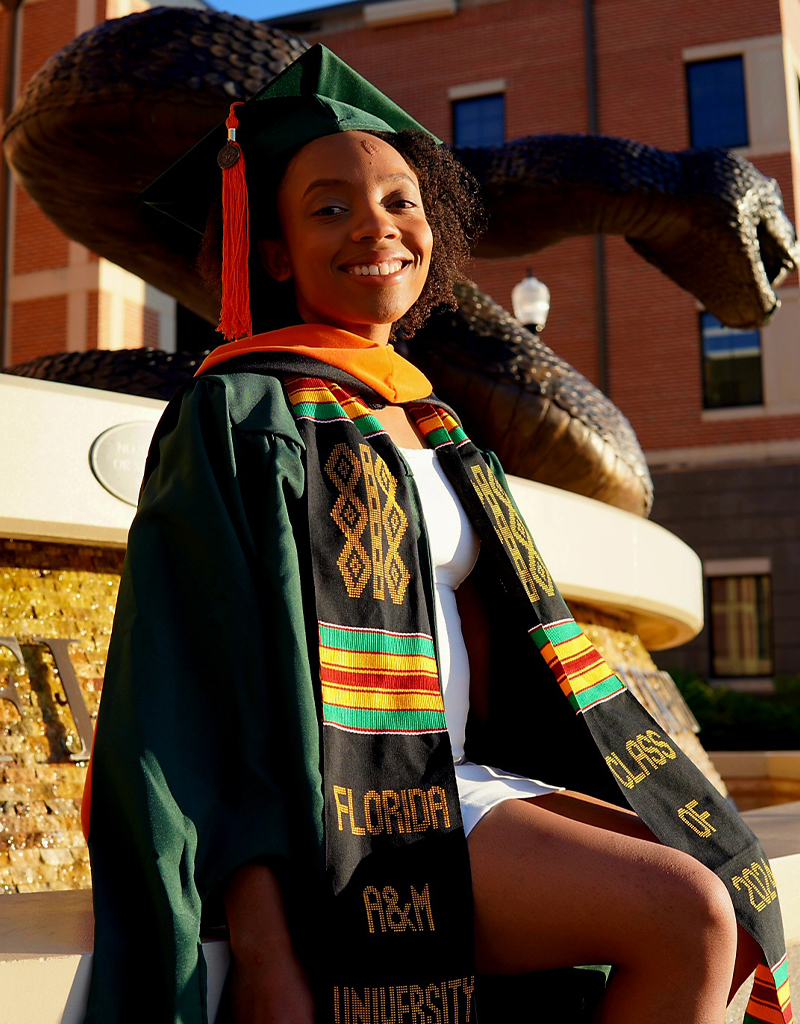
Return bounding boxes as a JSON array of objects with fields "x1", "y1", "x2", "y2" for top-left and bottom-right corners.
[{"x1": 347, "y1": 260, "x2": 404, "y2": 276}]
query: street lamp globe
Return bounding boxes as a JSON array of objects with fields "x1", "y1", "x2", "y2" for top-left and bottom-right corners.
[{"x1": 512, "y1": 270, "x2": 551, "y2": 333}]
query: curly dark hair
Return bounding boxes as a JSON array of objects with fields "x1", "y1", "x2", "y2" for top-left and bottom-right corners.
[{"x1": 199, "y1": 129, "x2": 484, "y2": 340}]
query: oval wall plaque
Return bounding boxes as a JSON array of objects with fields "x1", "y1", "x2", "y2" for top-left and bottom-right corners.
[{"x1": 89, "y1": 421, "x2": 155, "y2": 506}]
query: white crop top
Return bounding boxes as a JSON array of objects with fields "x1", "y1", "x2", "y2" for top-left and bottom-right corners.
[
  {"x1": 402, "y1": 447, "x2": 480, "y2": 760},
  {"x1": 402, "y1": 448, "x2": 562, "y2": 836}
]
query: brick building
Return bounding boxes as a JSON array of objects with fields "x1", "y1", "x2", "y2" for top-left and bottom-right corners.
[
  {"x1": 1, "y1": 0, "x2": 798, "y2": 686},
  {"x1": 269, "y1": 0, "x2": 800, "y2": 688},
  {"x1": 0, "y1": 0, "x2": 209, "y2": 368}
]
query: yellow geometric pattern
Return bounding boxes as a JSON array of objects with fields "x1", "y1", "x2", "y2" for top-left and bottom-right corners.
[
  {"x1": 326, "y1": 443, "x2": 371, "y2": 598},
  {"x1": 375, "y1": 451, "x2": 410, "y2": 605},
  {"x1": 359, "y1": 445, "x2": 386, "y2": 602},
  {"x1": 469, "y1": 463, "x2": 555, "y2": 603},
  {"x1": 325, "y1": 441, "x2": 409, "y2": 605}
]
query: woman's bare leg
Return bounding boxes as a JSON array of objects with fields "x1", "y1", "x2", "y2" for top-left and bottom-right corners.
[
  {"x1": 468, "y1": 792, "x2": 746, "y2": 1024},
  {"x1": 531, "y1": 791, "x2": 763, "y2": 999}
]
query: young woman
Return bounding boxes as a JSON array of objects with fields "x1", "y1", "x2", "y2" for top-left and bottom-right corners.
[
  {"x1": 84, "y1": 45, "x2": 786, "y2": 1024},
  {"x1": 221, "y1": 127, "x2": 759, "y2": 1024}
]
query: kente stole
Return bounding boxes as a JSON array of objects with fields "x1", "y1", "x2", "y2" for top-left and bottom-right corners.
[{"x1": 285, "y1": 374, "x2": 792, "y2": 1024}]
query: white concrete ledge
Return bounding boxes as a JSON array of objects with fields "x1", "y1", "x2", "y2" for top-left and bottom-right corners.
[
  {"x1": 1, "y1": 375, "x2": 703, "y2": 652},
  {"x1": 0, "y1": 890, "x2": 229, "y2": 1024},
  {"x1": 0, "y1": 374, "x2": 163, "y2": 546},
  {"x1": 507, "y1": 475, "x2": 704, "y2": 650}
]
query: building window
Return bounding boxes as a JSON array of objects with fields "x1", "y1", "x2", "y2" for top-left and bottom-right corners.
[
  {"x1": 708, "y1": 574, "x2": 773, "y2": 678},
  {"x1": 700, "y1": 312, "x2": 762, "y2": 409},
  {"x1": 452, "y1": 94, "x2": 504, "y2": 147},
  {"x1": 686, "y1": 56, "x2": 748, "y2": 148}
]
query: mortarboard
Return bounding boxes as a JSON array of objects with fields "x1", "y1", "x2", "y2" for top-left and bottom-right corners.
[{"x1": 140, "y1": 44, "x2": 438, "y2": 340}]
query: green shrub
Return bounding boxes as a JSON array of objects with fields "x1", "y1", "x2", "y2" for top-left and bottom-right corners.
[{"x1": 669, "y1": 669, "x2": 800, "y2": 750}]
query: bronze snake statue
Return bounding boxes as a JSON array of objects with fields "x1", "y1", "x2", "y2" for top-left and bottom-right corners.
[{"x1": 4, "y1": 7, "x2": 798, "y2": 517}]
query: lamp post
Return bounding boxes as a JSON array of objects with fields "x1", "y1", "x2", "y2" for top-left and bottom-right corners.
[{"x1": 511, "y1": 269, "x2": 550, "y2": 334}]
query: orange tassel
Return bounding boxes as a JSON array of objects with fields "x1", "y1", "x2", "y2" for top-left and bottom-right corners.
[{"x1": 217, "y1": 102, "x2": 253, "y2": 341}]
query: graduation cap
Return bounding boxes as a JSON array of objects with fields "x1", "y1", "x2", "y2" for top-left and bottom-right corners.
[{"x1": 140, "y1": 44, "x2": 438, "y2": 340}]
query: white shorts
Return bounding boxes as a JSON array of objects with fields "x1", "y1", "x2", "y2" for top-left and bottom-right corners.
[{"x1": 455, "y1": 760, "x2": 563, "y2": 836}]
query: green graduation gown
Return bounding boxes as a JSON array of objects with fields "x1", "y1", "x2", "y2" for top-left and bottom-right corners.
[{"x1": 84, "y1": 362, "x2": 791, "y2": 1024}]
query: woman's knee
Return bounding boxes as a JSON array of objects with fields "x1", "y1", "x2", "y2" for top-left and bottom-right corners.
[
  {"x1": 689, "y1": 863, "x2": 738, "y2": 947},
  {"x1": 624, "y1": 855, "x2": 738, "y2": 970}
]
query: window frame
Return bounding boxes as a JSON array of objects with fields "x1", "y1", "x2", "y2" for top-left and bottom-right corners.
[
  {"x1": 699, "y1": 311, "x2": 763, "y2": 411},
  {"x1": 682, "y1": 35, "x2": 788, "y2": 159},
  {"x1": 449, "y1": 82, "x2": 506, "y2": 148},
  {"x1": 685, "y1": 54, "x2": 749, "y2": 150},
  {"x1": 704, "y1": 561, "x2": 774, "y2": 681}
]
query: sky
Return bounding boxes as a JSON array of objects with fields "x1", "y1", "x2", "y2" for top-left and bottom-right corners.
[{"x1": 208, "y1": 0, "x2": 342, "y2": 20}]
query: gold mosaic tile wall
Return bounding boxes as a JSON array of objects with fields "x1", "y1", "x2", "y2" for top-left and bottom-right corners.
[
  {"x1": 0, "y1": 541, "x2": 722, "y2": 894},
  {"x1": 576, "y1": 613, "x2": 727, "y2": 797},
  {"x1": 0, "y1": 539, "x2": 124, "y2": 893}
]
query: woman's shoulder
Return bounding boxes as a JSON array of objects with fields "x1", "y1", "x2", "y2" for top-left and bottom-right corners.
[
  {"x1": 174, "y1": 369, "x2": 305, "y2": 447},
  {"x1": 137, "y1": 369, "x2": 307, "y2": 515}
]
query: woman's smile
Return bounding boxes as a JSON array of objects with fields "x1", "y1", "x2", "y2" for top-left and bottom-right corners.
[
  {"x1": 343, "y1": 257, "x2": 408, "y2": 277},
  {"x1": 260, "y1": 131, "x2": 433, "y2": 344}
]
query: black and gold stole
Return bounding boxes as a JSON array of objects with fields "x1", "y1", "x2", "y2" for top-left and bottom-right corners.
[
  {"x1": 290, "y1": 377, "x2": 476, "y2": 1024},
  {"x1": 287, "y1": 375, "x2": 791, "y2": 1024}
]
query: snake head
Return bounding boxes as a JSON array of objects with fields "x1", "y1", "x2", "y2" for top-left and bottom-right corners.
[
  {"x1": 461, "y1": 135, "x2": 798, "y2": 331},
  {"x1": 627, "y1": 148, "x2": 799, "y2": 329}
]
